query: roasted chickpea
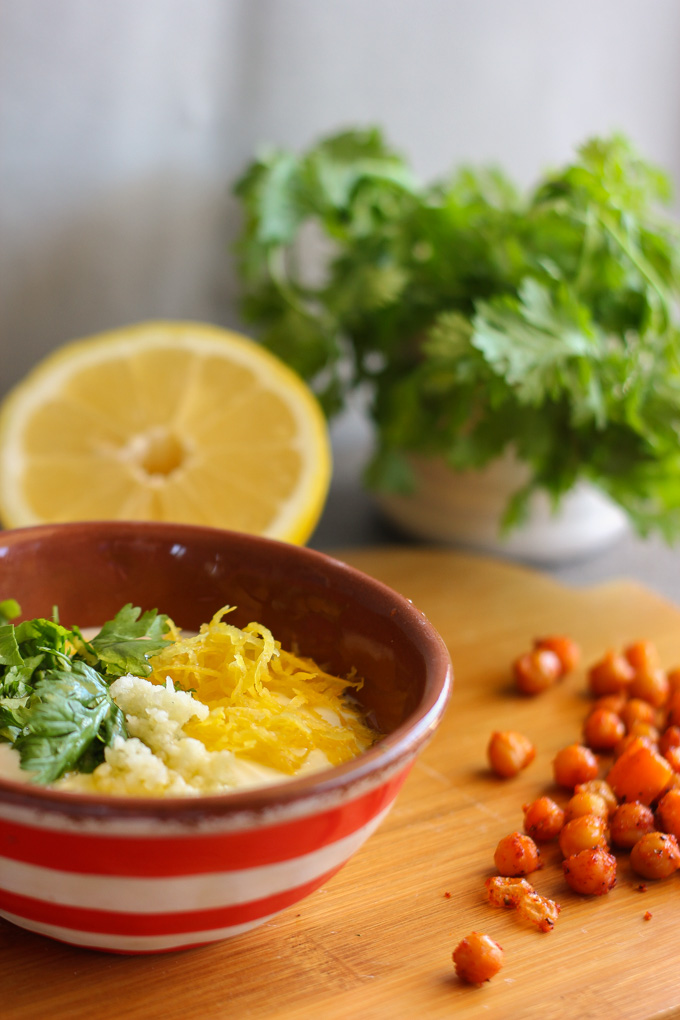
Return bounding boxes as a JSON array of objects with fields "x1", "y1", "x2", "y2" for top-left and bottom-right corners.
[
  {"x1": 621, "y1": 698, "x2": 657, "y2": 731},
  {"x1": 630, "y1": 831, "x2": 680, "y2": 880},
  {"x1": 583, "y1": 708, "x2": 625, "y2": 751},
  {"x1": 558, "y1": 814, "x2": 609, "y2": 859},
  {"x1": 667, "y1": 668, "x2": 680, "y2": 697},
  {"x1": 656, "y1": 789, "x2": 680, "y2": 839},
  {"x1": 626, "y1": 720, "x2": 661, "y2": 744},
  {"x1": 522, "y1": 796, "x2": 565, "y2": 842},
  {"x1": 666, "y1": 691, "x2": 680, "y2": 728},
  {"x1": 574, "y1": 779, "x2": 618, "y2": 816},
  {"x1": 628, "y1": 668, "x2": 670, "y2": 709},
  {"x1": 565, "y1": 790, "x2": 609, "y2": 821},
  {"x1": 594, "y1": 693, "x2": 628, "y2": 716},
  {"x1": 664, "y1": 746, "x2": 680, "y2": 774},
  {"x1": 513, "y1": 648, "x2": 562, "y2": 695},
  {"x1": 487, "y1": 730, "x2": 536, "y2": 778},
  {"x1": 609, "y1": 801, "x2": 655, "y2": 848},
  {"x1": 534, "y1": 635, "x2": 580, "y2": 674},
  {"x1": 494, "y1": 831, "x2": 542, "y2": 876},
  {"x1": 553, "y1": 743, "x2": 599, "y2": 789},
  {"x1": 588, "y1": 651, "x2": 634, "y2": 697},
  {"x1": 624, "y1": 640, "x2": 661, "y2": 675},
  {"x1": 563, "y1": 847, "x2": 617, "y2": 895},
  {"x1": 453, "y1": 932, "x2": 504, "y2": 985},
  {"x1": 659, "y1": 725, "x2": 680, "y2": 757}
]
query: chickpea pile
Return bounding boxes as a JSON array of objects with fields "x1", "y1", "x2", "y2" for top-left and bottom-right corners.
[
  {"x1": 500, "y1": 638, "x2": 680, "y2": 898},
  {"x1": 457, "y1": 635, "x2": 680, "y2": 986}
]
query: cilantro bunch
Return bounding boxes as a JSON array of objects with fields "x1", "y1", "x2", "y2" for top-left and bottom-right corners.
[
  {"x1": 0, "y1": 599, "x2": 171, "y2": 783},
  {"x1": 234, "y1": 129, "x2": 680, "y2": 537}
]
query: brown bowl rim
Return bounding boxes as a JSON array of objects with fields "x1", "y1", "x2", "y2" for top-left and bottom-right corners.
[{"x1": 0, "y1": 522, "x2": 452, "y2": 821}]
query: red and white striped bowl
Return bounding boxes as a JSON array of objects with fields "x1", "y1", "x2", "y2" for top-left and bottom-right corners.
[{"x1": 0, "y1": 522, "x2": 452, "y2": 954}]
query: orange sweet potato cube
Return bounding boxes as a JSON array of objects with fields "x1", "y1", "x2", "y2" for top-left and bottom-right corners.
[{"x1": 606, "y1": 737, "x2": 673, "y2": 805}]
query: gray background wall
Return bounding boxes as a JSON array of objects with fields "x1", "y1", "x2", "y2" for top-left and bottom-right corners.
[{"x1": 2, "y1": 0, "x2": 680, "y2": 400}]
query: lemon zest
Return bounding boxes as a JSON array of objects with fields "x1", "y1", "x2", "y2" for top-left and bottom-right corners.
[{"x1": 146, "y1": 607, "x2": 376, "y2": 774}]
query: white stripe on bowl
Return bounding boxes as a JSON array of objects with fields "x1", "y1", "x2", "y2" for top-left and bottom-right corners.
[{"x1": 0, "y1": 907, "x2": 275, "y2": 952}]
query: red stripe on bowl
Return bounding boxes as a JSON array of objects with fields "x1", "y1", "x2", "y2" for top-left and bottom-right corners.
[
  {"x1": 0, "y1": 863, "x2": 345, "y2": 937},
  {"x1": 0, "y1": 769, "x2": 408, "y2": 876}
]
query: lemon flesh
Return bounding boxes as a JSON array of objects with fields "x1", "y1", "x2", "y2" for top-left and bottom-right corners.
[{"x1": 0, "y1": 322, "x2": 331, "y2": 543}]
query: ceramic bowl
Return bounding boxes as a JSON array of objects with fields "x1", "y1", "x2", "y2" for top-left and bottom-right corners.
[
  {"x1": 376, "y1": 452, "x2": 628, "y2": 564},
  {"x1": 0, "y1": 522, "x2": 451, "y2": 954}
]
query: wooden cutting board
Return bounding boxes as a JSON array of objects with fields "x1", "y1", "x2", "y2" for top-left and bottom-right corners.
[{"x1": 4, "y1": 548, "x2": 680, "y2": 1020}]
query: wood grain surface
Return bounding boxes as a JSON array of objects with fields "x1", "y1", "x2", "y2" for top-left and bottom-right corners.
[{"x1": 4, "y1": 548, "x2": 680, "y2": 1020}]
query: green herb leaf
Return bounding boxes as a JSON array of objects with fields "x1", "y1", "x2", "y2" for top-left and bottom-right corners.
[
  {"x1": 87, "y1": 603, "x2": 171, "y2": 678},
  {"x1": 14, "y1": 661, "x2": 127, "y2": 784},
  {"x1": 234, "y1": 128, "x2": 680, "y2": 538},
  {"x1": 0, "y1": 625, "x2": 23, "y2": 667},
  {"x1": 13, "y1": 617, "x2": 75, "y2": 669},
  {"x1": 0, "y1": 602, "x2": 171, "y2": 780}
]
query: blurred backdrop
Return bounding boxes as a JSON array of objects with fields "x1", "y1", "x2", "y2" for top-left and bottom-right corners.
[
  {"x1": 3, "y1": 0, "x2": 680, "y2": 392},
  {"x1": 2, "y1": 0, "x2": 680, "y2": 564}
]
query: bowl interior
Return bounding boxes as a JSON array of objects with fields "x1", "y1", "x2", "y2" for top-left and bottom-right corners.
[{"x1": 0, "y1": 523, "x2": 450, "y2": 743}]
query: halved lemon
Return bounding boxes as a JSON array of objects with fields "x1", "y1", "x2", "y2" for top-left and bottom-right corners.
[{"x1": 0, "y1": 321, "x2": 331, "y2": 543}]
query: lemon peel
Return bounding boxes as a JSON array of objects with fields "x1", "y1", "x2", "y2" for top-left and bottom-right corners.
[{"x1": 146, "y1": 608, "x2": 377, "y2": 774}]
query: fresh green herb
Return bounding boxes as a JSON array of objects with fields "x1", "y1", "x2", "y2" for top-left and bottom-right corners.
[
  {"x1": 13, "y1": 662, "x2": 128, "y2": 784},
  {"x1": 82, "y1": 604, "x2": 173, "y2": 678},
  {"x1": 234, "y1": 129, "x2": 680, "y2": 537},
  {"x1": 0, "y1": 601, "x2": 172, "y2": 782}
]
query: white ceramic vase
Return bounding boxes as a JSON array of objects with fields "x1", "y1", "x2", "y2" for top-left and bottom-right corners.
[{"x1": 374, "y1": 453, "x2": 629, "y2": 565}]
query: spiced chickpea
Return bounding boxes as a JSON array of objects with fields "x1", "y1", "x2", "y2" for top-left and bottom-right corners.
[
  {"x1": 565, "y1": 790, "x2": 609, "y2": 821},
  {"x1": 563, "y1": 847, "x2": 617, "y2": 895},
  {"x1": 574, "y1": 779, "x2": 618, "y2": 816},
  {"x1": 628, "y1": 668, "x2": 670, "y2": 709},
  {"x1": 494, "y1": 831, "x2": 542, "y2": 877},
  {"x1": 583, "y1": 708, "x2": 625, "y2": 751},
  {"x1": 666, "y1": 691, "x2": 680, "y2": 728},
  {"x1": 534, "y1": 635, "x2": 580, "y2": 674},
  {"x1": 559, "y1": 815, "x2": 609, "y2": 859},
  {"x1": 656, "y1": 789, "x2": 680, "y2": 840},
  {"x1": 522, "y1": 797, "x2": 565, "y2": 842},
  {"x1": 664, "y1": 745, "x2": 680, "y2": 773},
  {"x1": 453, "y1": 932, "x2": 504, "y2": 985},
  {"x1": 626, "y1": 720, "x2": 661, "y2": 744},
  {"x1": 620, "y1": 698, "x2": 657, "y2": 731},
  {"x1": 588, "y1": 651, "x2": 634, "y2": 697},
  {"x1": 659, "y1": 726, "x2": 680, "y2": 757},
  {"x1": 630, "y1": 831, "x2": 680, "y2": 880},
  {"x1": 487, "y1": 730, "x2": 536, "y2": 778},
  {"x1": 513, "y1": 648, "x2": 562, "y2": 695},
  {"x1": 624, "y1": 640, "x2": 661, "y2": 674},
  {"x1": 667, "y1": 668, "x2": 680, "y2": 697},
  {"x1": 594, "y1": 693, "x2": 628, "y2": 716},
  {"x1": 562, "y1": 844, "x2": 615, "y2": 893},
  {"x1": 609, "y1": 802, "x2": 655, "y2": 848},
  {"x1": 553, "y1": 743, "x2": 599, "y2": 789}
]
